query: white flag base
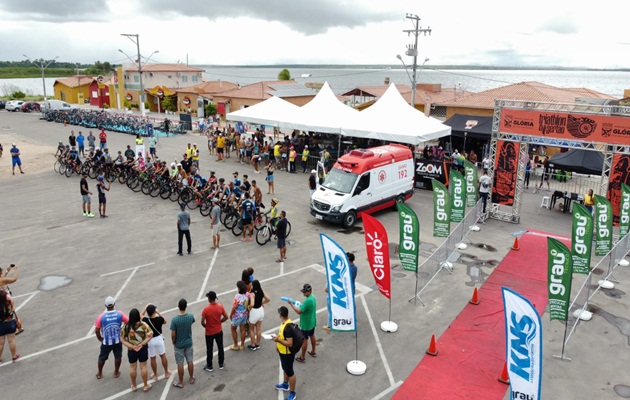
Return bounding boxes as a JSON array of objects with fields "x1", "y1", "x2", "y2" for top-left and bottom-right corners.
[
  {"x1": 598, "y1": 279, "x2": 615, "y2": 289},
  {"x1": 346, "y1": 360, "x2": 367, "y2": 376},
  {"x1": 470, "y1": 225, "x2": 481, "y2": 232},
  {"x1": 618, "y1": 259, "x2": 630, "y2": 267},
  {"x1": 456, "y1": 242, "x2": 468, "y2": 250},
  {"x1": 573, "y1": 309, "x2": 593, "y2": 321},
  {"x1": 380, "y1": 321, "x2": 398, "y2": 333}
]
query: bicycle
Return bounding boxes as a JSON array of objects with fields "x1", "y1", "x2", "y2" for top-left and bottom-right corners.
[{"x1": 256, "y1": 214, "x2": 291, "y2": 245}]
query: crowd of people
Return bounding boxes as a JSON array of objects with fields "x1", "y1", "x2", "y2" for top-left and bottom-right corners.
[{"x1": 92, "y1": 265, "x2": 324, "y2": 400}]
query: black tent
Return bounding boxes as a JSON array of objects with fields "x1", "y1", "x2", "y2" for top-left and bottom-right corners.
[
  {"x1": 548, "y1": 149, "x2": 604, "y2": 175},
  {"x1": 443, "y1": 114, "x2": 493, "y2": 139}
]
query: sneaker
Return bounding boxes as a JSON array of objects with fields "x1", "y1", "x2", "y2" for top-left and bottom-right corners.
[
  {"x1": 219, "y1": 364, "x2": 224, "y2": 370},
  {"x1": 87, "y1": 213, "x2": 95, "y2": 218},
  {"x1": 203, "y1": 365, "x2": 213, "y2": 372},
  {"x1": 287, "y1": 392, "x2": 297, "y2": 400},
  {"x1": 247, "y1": 345, "x2": 255, "y2": 351},
  {"x1": 83, "y1": 212, "x2": 88, "y2": 216},
  {"x1": 253, "y1": 345, "x2": 260, "y2": 351},
  {"x1": 275, "y1": 382, "x2": 289, "y2": 392}
]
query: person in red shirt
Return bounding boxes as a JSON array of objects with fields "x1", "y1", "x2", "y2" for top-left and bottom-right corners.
[
  {"x1": 200, "y1": 291, "x2": 228, "y2": 372},
  {"x1": 99, "y1": 128, "x2": 107, "y2": 150}
]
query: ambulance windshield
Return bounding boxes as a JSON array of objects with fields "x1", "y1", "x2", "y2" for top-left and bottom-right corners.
[{"x1": 322, "y1": 169, "x2": 358, "y2": 194}]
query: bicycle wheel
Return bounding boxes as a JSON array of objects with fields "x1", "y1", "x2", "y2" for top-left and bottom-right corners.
[
  {"x1": 223, "y1": 212, "x2": 238, "y2": 229},
  {"x1": 58, "y1": 162, "x2": 67, "y2": 175},
  {"x1": 286, "y1": 221, "x2": 292, "y2": 238},
  {"x1": 187, "y1": 195, "x2": 200, "y2": 210},
  {"x1": 232, "y1": 220, "x2": 243, "y2": 236},
  {"x1": 150, "y1": 181, "x2": 161, "y2": 198},
  {"x1": 256, "y1": 225, "x2": 271, "y2": 245},
  {"x1": 178, "y1": 188, "x2": 193, "y2": 205},
  {"x1": 65, "y1": 164, "x2": 74, "y2": 178},
  {"x1": 141, "y1": 180, "x2": 152, "y2": 195},
  {"x1": 131, "y1": 176, "x2": 143, "y2": 192},
  {"x1": 88, "y1": 165, "x2": 99, "y2": 179},
  {"x1": 160, "y1": 183, "x2": 172, "y2": 200},
  {"x1": 105, "y1": 169, "x2": 116, "y2": 183},
  {"x1": 53, "y1": 160, "x2": 60, "y2": 173},
  {"x1": 199, "y1": 199, "x2": 212, "y2": 216},
  {"x1": 118, "y1": 169, "x2": 127, "y2": 184},
  {"x1": 169, "y1": 186, "x2": 180, "y2": 202}
]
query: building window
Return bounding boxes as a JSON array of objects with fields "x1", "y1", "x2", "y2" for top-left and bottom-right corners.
[
  {"x1": 167, "y1": 75, "x2": 172, "y2": 79},
  {"x1": 182, "y1": 76, "x2": 188, "y2": 83},
  {"x1": 134, "y1": 75, "x2": 139, "y2": 83},
  {"x1": 192, "y1": 75, "x2": 199, "y2": 83},
  {"x1": 430, "y1": 106, "x2": 446, "y2": 119}
]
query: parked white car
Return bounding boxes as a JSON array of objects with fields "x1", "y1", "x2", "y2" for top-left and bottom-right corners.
[{"x1": 5, "y1": 100, "x2": 25, "y2": 112}]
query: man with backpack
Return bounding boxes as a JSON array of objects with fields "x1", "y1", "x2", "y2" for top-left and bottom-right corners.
[
  {"x1": 240, "y1": 192, "x2": 256, "y2": 242},
  {"x1": 273, "y1": 306, "x2": 299, "y2": 400},
  {"x1": 288, "y1": 284, "x2": 317, "y2": 363}
]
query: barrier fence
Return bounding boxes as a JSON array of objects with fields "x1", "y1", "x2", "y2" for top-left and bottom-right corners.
[
  {"x1": 563, "y1": 232, "x2": 630, "y2": 354},
  {"x1": 409, "y1": 199, "x2": 483, "y2": 305}
]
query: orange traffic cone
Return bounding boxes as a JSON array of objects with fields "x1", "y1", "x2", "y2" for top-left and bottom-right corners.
[
  {"x1": 511, "y1": 237, "x2": 520, "y2": 251},
  {"x1": 426, "y1": 334, "x2": 439, "y2": 356},
  {"x1": 469, "y1": 288, "x2": 480, "y2": 305},
  {"x1": 498, "y1": 362, "x2": 510, "y2": 384}
]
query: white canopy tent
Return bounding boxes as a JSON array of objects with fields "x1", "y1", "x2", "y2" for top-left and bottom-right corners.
[
  {"x1": 278, "y1": 82, "x2": 359, "y2": 134},
  {"x1": 226, "y1": 96, "x2": 300, "y2": 127},
  {"x1": 340, "y1": 83, "x2": 451, "y2": 145}
]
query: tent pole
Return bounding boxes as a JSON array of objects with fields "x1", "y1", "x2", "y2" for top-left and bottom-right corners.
[{"x1": 338, "y1": 133, "x2": 342, "y2": 158}]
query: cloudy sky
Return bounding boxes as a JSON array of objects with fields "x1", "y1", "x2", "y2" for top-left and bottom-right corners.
[{"x1": 1, "y1": 0, "x2": 629, "y2": 68}]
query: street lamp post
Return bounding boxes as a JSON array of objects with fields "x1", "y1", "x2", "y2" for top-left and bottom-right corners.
[{"x1": 23, "y1": 55, "x2": 58, "y2": 101}]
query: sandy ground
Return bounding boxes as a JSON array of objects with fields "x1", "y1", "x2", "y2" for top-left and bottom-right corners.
[{"x1": 0, "y1": 128, "x2": 54, "y2": 178}]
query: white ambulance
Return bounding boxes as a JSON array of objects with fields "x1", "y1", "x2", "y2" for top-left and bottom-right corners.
[{"x1": 310, "y1": 144, "x2": 414, "y2": 228}]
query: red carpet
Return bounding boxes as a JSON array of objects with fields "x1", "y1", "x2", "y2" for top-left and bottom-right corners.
[{"x1": 394, "y1": 230, "x2": 568, "y2": 400}]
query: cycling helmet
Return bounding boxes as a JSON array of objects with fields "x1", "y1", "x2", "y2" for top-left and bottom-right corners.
[{"x1": 171, "y1": 162, "x2": 176, "y2": 167}]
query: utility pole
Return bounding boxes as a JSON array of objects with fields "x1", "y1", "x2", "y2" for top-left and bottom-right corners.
[
  {"x1": 402, "y1": 14, "x2": 431, "y2": 109},
  {"x1": 23, "y1": 55, "x2": 58, "y2": 101},
  {"x1": 121, "y1": 33, "x2": 146, "y2": 116}
]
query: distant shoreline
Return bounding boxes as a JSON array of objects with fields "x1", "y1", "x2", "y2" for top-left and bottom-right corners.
[{"x1": 195, "y1": 65, "x2": 630, "y2": 72}]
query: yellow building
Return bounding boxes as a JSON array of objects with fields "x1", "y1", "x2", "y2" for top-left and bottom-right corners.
[{"x1": 52, "y1": 76, "x2": 92, "y2": 104}]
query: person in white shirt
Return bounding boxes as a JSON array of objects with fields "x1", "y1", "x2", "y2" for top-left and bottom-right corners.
[{"x1": 478, "y1": 170, "x2": 492, "y2": 213}]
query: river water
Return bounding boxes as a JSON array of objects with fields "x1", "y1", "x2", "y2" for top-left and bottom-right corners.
[{"x1": 2, "y1": 67, "x2": 629, "y2": 98}]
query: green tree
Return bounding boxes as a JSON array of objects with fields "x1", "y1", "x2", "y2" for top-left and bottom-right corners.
[
  {"x1": 278, "y1": 68, "x2": 291, "y2": 80},
  {"x1": 11, "y1": 90, "x2": 26, "y2": 99},
  {"x1": 205, "y1": 103, "x2": 218, "y2": 117},
  {"x1": 162, "y1": 96, "x2": 177, "y2": 112}
]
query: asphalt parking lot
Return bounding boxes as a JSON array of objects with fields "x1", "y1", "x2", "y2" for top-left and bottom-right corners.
[{"x1": 0, "y1": 110, "x2": 628, "y2": 400}]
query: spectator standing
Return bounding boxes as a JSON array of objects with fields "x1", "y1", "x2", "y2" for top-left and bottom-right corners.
[
  {"x1": 229, "y1": 281, "x2": 249, "y2": 351},
  {"x1": 81, "y1": 173, "x2": 95, "y2": 217},
  {"x1": 216, "y1": 133, "x2": 225, "y2": 161},
  {"x1": 482, "y1": 155, "x2": 491, "y2": 173},
  {"x1": 192, "y1": 144, "x2": 200, "y2": 168},
  {"x1": 69, "y1": 130, "x2": 77, "y2": 147},
  {"x1": 301, "y1": 145, "x2": 310, "y2": 173},
  {"x1": 276, "y1": 211, "x2": 288, "y2": 263},
  {"x1": 149, "y1": 134, "x2": 158, "y2": 160},
  {"x1": 87, "y1": 131, "x2": 96, "y2": 150},
  {"x1": 10, "y1": 144, "x2": 24, "y2": 175},
  {"x1": 210, "y1": 198, "x2": 221, "y2": 249},
  {"x1": 288, "y1": 146, "x2": 297, "y2": 173},
  {"x1": 201, "y1": 291, "x2": 228, "y2": 372},
  {"x1": 96, "y1": 176, "x2": 110, "y2": 218},
  {"x1": 309, "y1": 170, "x2": 317, "y2": 197},
  {"x1": 240, "y1": 192, "x2": 256, "y2": 242},
  {"x1": 177, "y1": 203, "x2": 191, "y2": 256},
  {"x1": 584, "y1": 189, "x2": 595, "y2": 214},
  {"x1": 99, "y1": 128, "x2": 107, "y2": 150},
  {"x1": 247, "y1": 280, "x2": 270, "y2": 350},
  {"x1": 170, "y1": 299, "x2": 195, "y2": 388},
  {"x1": 141, "y1": 304, "x2": 170, "y2": 381},
  {"x1": 94, "y1": 296, "x2": 129, "y2": 379},
  {"x1": 121, "y1": 308, "x2": 153, "y2": 393},
  {"x1": 478, "y1": 170, "x2": 492, "y2": 214},
  {"x1": 264, "y1": 164, "x2": 275, "y2": 194},
  {"x1": 273, "y1": 306, "x2": 297, "y2": 400},
  {"x1": 289, "y1": 284, "x2": 317, "y2": 362},
  {"x1": 0, "y1": 289, "x2": 19, "y2": 363},
  {"x1": 77, "y1": 131, "x2": 86, "y2": 157}
]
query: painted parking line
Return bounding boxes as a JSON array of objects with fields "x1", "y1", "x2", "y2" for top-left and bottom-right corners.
[
  {"x1": 360, "y1": 294, "x2": 396, "y2": 386},
  {"x1": 100, "y1": 262, "x2": 155, "y2": 277},
  {"x1": 196, "y1": 247, "x2": 219, "y2": 301},
  {"x1": 15, "y1": 291, "x2": 39, "y2": 312},
  {"x1": 371, "y1": 381, "x2": 404, "y2": 400}
]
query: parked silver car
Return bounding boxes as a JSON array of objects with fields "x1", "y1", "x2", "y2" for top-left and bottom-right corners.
[{"x1": 5, "y1": 100, "x2": 25, "y2": 112}]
